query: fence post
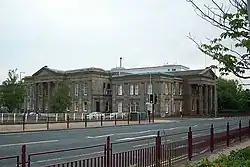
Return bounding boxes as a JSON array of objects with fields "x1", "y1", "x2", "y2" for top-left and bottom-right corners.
[
  {"x1": 156, "y1": 131, "x2": 161, "y2": 167},
  {"x1": 35, "y1": 114, "x2": 38, "y2": 122},
  {"x1": 249, "y1": 119, "x2": 250, "y2": 138},
  {"x1": 21, "y1": 145, "x2": 26, "y2": 167},
  {"x1": 127, "y1": 113, "x2": 130, "y2": 125},
  {"x1": 13, "y1": 113, "x2": 16, "y2": 124},
  {"x1": 101, "y1": 115, "x2": 103, "y2": 127},
  {"x1": 114, "y1": 114, "x2": 117, "y2": 126},
  {"x1": 46, "y1": 115, "x2": 49, "y2": 130},
  {"x1": 106, "y1": 136, "x2": 111, "y2": 167},
  {"x1": 226, "y1": 122, "x2": 230, "y2": 147},
  {"x1": 210, "y1": 124, "x2": 214, "y2": 152},
  {"x1": 1, "y1": 113, "x2": 3, "y2": 123},
  {"x1": 22, "y1": 114, "x2": 25, "y2": 131},
  {"x1": 67, "y1": 115, "x2": 69, "y2": 129},
  {"x1": 138, "y1": 113, "x2": 141, "y2": 124},
  {"x1": 239, "y1": 120, "x2": 242, "y2": 142},
  {"x1": 188, "y1": 127, "x2": 192, "y2": 161},
  {"x1": 85, "y1": 115, "x2": 87, "y2": 128}
]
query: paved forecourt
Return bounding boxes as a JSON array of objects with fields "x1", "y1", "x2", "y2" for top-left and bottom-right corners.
[{"x1": 0, "y1": 116, "x2": 248, "y2": 167}]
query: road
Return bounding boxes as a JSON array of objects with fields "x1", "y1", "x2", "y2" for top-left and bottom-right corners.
[{"x1": 0, "y1": 116, "x2": 249, "y2": 167}]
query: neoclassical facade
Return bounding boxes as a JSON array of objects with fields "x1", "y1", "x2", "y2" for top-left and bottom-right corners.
[{"x1": 23, "y1": 66, "x2": 217, "y2": 117}]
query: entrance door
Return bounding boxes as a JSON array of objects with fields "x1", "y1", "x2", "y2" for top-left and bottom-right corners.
[{"x1": 96, "y1": 101, "x2": 100, "y2": 112}]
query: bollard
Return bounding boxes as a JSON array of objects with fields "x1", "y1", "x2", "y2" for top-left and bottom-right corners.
[
  {"x1": 239, "y1": 120, "x2": 242, "y2": 142},
  {"x1": 1, "y1": 113, "x2": 3, "y2": 123},
  {"x1": 85, "y1": 115, "x2": 87, "y2": 127},
  {"x1": 226, "y1": 122, "x2": 230, "y2": 147},
  {"x1": 55, "y1": 113, "x2": 58, "y2": 122},
  {"x1": 21, "y1": 145, "x2": 26, "y2": 167},
  {"x1": 67, "y1": 115, "x2": 70, "y2": 129},
  {"x1": 188, "y1": 127, "x2": 193, "y2": 161},
  {"x1": 210, "y1": 124, "x2": 214, "y2": 152}
]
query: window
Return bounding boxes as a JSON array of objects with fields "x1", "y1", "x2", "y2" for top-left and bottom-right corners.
[
  {"x1": 147, "y1": 84, "x2": 152, "y2": 94},
  {"x1": 74, "y1": 102, "x2": 79, "y2": 111},
  {"x1": 68, "y1": 84, "x2": 71, "y2": 96},
  {"x1": 82, "y1": 83, "x2": 87, "y2": 95},
  {"x1": 105, "y1": 102, "x2": 109, "y2": 112},
  {"x1": 135, "y1": 102, "x2": 139, "y2": 112},
  {"x1": 165, "y1": 83, "x2": 169, "y2": 94},
  {"x1": 130, "y1": 102, "x2": 139, "y2": 112},
  {"x1": 130, "y1": 84, "x2": 134, "y2": 95},
  {"x1": 180, "y1": 101, "x2": 183, "y2": 112},
  {"x1": 135, "y1": 84, "x2": 139, "y2": 95},
  {"x1": 172, "y1": 69, "x2": 176, "y2": 71},
  {"x1": 118, "y1": 102, "x2": 122, "y2": 112},
  {"x1": 172, "y1": 83, "x2": 175, "y2": 95},
  {"x1": 83, "y1": 102, "x2": 87, "y2": 111},
  {"x1": 118, "y1": 85, "x2": 123, "y2": 95},
  {"x1": 75, "y1": 83, "x2": 79, "y2": 96}
]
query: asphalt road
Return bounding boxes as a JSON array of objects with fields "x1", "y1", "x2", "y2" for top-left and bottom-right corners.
[{"x1": 0, "y1": 116, "x2": 249, "y2": 167}]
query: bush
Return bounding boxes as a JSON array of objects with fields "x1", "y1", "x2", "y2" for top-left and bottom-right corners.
[{"x1": 185, "y1": 147, "x2": 250, "y2": 167}]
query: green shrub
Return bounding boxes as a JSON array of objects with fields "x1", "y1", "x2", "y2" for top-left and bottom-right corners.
[{"x1": 185, "y1": 147, "x2": 250, "y2": 167}]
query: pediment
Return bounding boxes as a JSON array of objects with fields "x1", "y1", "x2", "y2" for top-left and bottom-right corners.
[
  {"x1": 32, "y1": 66, "x2": 58, "y2": 77},
  {"x1": 201, "y1": 69, "x2": 217, "y2": 80}
]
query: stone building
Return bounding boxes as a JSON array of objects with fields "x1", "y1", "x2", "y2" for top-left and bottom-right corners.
[{"x1": 23, "y1": 65, "x2": 217, "y2": 117}]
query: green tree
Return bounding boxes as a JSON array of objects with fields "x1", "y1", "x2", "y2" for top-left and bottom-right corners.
[
  {"x1": 50, "y1": 81, "x2": 71, "y2": 113},
  {"x1": 187, "y1": 0, "x2": 250, "y2": 79},
  {"x1": 217, "y1": 77, "x2": 242, "y2": 110},
  {"x1": 0, "y1": 69, "x2": 26, "y2": 112}
]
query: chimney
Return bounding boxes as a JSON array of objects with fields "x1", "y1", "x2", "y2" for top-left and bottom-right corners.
[{"x1": 120, "y1": 57, "x2": 122, "y2": 68}]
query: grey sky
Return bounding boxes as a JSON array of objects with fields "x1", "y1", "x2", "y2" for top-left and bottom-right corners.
[{"x1": 0, "y1": 0, "x2": 226, "y2": 83}]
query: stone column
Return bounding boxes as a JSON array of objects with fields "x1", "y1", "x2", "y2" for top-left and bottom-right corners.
[
  {"x1": 204, "y1": 85, "x2": 208, "y2": 115},
  {"x1": 209, "y1": 85, "x2": 213, "y2": 116},
  {"x1": 199, "y1": 85, "x2": 203, "y2": 115},
  {"x1": 34, "y1": 83, "x2": 38, "y2": 111},
  {"x1": 189, "y1": 84, "x2": 193, "y2": 115},
  {"x1": 214, "y1": 84, "x2": 218, "y2": 117},
  {"x1": 48, "y1": 82, "x2": 51, "y2": 113},
  {"x1": 41, "y1": 83, "x2": 44, "y2": 112}
]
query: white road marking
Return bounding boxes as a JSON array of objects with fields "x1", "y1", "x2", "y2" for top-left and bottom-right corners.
[
  {"x1": 86, "y1": 134, "x2": 114, "y2": 139},
  {"x1": 133, "y1": 140, "x2": 171, "y2": 148},
  {"x1": 116, "y1": 134, "x2": 156, "y2": 142},
  {"x1": 0, "y1": 131, "x2": 41, "y2": 136},
  {"x1": 31, "y1": 151, "x2": 103, "y2": 164},
  {"x1": 0, "y1": 140, "x2": 58, "y2": 148}
]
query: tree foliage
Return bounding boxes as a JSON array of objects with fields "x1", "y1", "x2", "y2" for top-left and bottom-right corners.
[
  {"x1": 50, "y1": 81, "x2": 71, "y2": 113},
  {"x1": 217, "y1": 77, "x2": 250, "y2": 111},
  {"x1": 0, "y1": 69, "x2": 26, "y2": 112},
  {"x1": 187, "y1": 0, "x2": 250, "y2": 78}
]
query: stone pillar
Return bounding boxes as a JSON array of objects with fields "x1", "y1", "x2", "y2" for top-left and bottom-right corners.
[
  {"x1": 48, "y1": 82, "x2": 51, "y2": 113},
  {"x1": 189, "y1": 84, "x2": 193, "y2": 115},
  {"x1": 34, "y1": 83, "x2": 38, "y2": 111},
  {"x1": 209, "y1": 85, "x2": 213, "y2": 116},
  {"x1": 41, "y1": 83, "x2": 44, "y2": 112},
  {"x1": 204, "y1": 85, "x2": 208, "y2": 115},
  {"x1": 214, "y1": 84, "x2": 218, "y2": 117},
  {"x1": 198, "y1": 85, "x2": 203, "y2": 115}
]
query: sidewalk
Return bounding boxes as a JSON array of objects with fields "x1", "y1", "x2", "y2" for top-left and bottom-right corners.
[{"x1": 0, "y1": 119, "x2": 177, "y2": 133}]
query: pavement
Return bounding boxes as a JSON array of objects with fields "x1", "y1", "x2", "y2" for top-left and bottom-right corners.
[{"x1": 0, "y1": 116, "x2": 249, "y2": 167}]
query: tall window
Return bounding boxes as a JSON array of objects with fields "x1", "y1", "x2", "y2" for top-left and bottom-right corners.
[
  {"x1": 147, "y1": 84, "x2": 152, "y2": 94},
  {"x1": 135, "y1": 84, "x2": 139, "y2": 95},
  {"x1": 130, "y1": 84, "x2": 134, "y2": 95},
  {"x1": 179, "y1": 84, "x2": 183, "y2": 95},
  {"x1": 83, "y1": 102, "x2": 87, "y2": 111},
  {"x1": 75, "y1": 83, "x2": 79, "y2": 96},
  {"x1": 118, "y1": 102, "x2": 123, "y2": 112},
  {"x1": 74, "y1": 102, "x2": 79, "y2": 111},
  {"x1": 172, "y1": 83, "x2": 175, "y2": 95},
  {"x1": 118, "y1": 85, "x2": 123, "y2": 95},
  {"x1": 130, "y1": 102, "x2": 139, "y2": 112},
  {"x1": 82, "y1": 83, "x2": 87, "y2": 95}
]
